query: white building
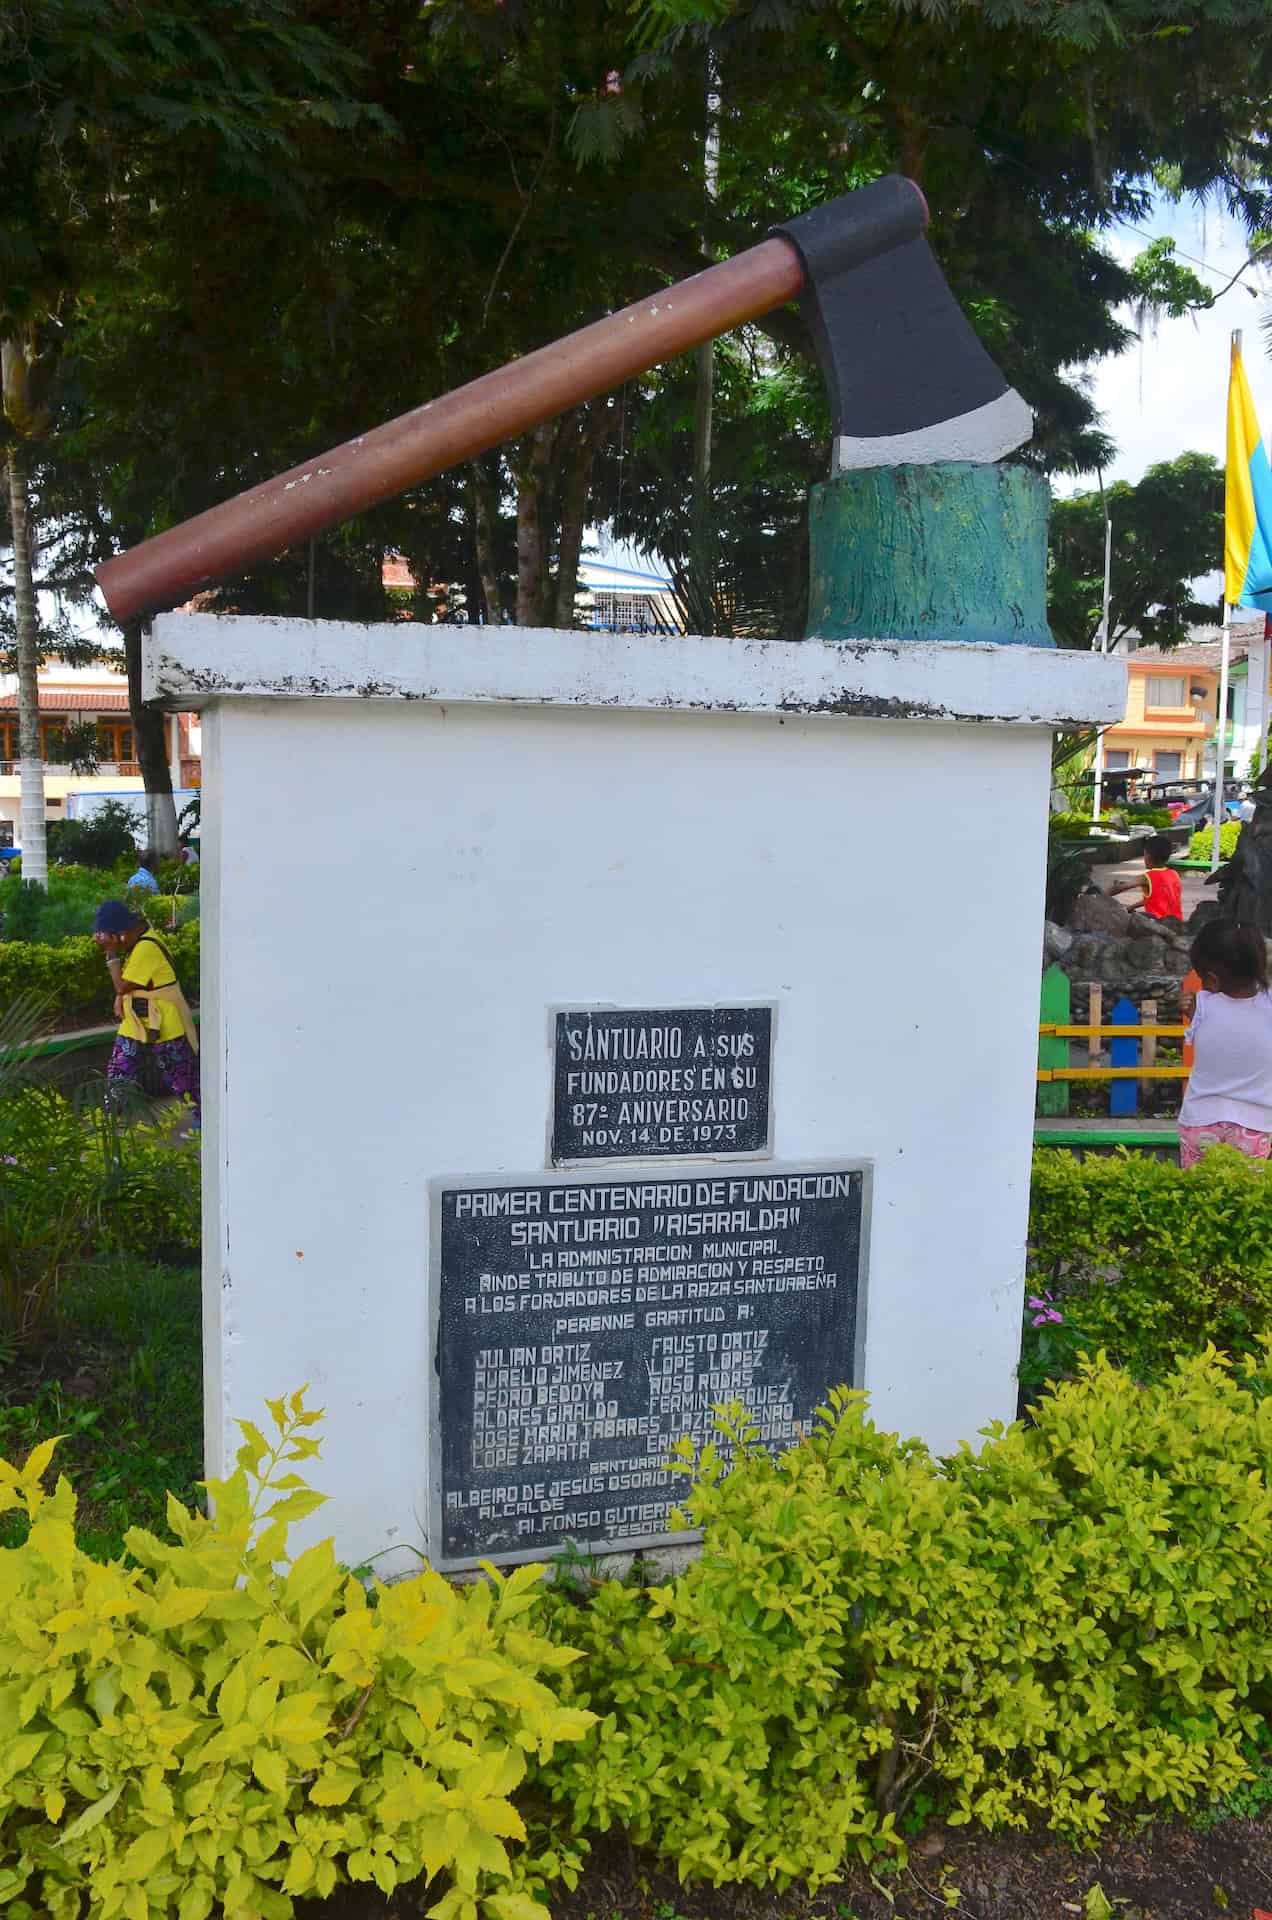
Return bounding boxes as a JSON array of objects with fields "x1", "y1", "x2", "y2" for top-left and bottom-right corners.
[
  {"x1": 577, "y1": 556, "x2": 679, "y2": 633},
  {"x1": 0, "y1": 659, "x2": 200, "y2": 848}
]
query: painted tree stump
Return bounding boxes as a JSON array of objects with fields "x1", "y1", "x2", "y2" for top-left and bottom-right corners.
[{"x1": 806, "y1": 461, "x2": 1054, "y2": 648}]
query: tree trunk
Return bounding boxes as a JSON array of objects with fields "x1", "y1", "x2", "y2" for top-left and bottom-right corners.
[
  {"x1": 471, "y1": 459, "x2": 504, "y2": 625},
  {"x1": 689, "y1": 341, "x2": 716, "y2": 629},
  {"x1": 514, "y1": 424, "x2": 554, "y2": 626},
  {"x1": 6, "y1": 443, "x2": 48, "y2": 888},
  {"x1": 124, "y1": 622, "x2": 179, "y2": 856},
  {"x1": 554, "y1": 402, "x2": 612, "y2": 629},
  {"x1": 688, "y1": 54, "x2": 720, "y2": 632}
]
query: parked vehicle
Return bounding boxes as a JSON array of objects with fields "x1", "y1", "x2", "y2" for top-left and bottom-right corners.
[{"x1": 1171, "y1": 792, "x2": 1245, "y2": 831}]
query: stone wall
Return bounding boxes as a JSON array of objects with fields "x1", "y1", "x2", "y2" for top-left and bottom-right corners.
[{"x1": 1044, "y1": 887, "x2": 1196, "y2": 1002}]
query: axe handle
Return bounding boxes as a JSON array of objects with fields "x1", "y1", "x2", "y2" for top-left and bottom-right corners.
[{"x1": 96, "y1": 237, "x2": 806, "y2": 624}]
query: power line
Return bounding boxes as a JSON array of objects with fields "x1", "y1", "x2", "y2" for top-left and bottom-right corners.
[{"x1": 1110, "y1": 214, "x2": 1267, "y2": 301}]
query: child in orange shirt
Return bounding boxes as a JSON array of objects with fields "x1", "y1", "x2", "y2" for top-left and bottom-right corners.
[{"x1": 1108, "y1": 835, "x2": 1183, "y2": 925}]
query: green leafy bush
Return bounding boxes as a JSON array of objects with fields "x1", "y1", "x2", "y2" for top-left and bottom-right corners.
[
  {"x1": 1049, "y1": 808, "x2": 1171, "y2": 835},
  {"x1": 0, "y1": 1088, "x2": 200, "y2": 1334},
  {"x1": 0, "y1": 1390, "x2": 593, "y2": 1920},
  {"x1": 1046, "y1": 833, "x2": 1095, "y2": 923},
  {"x1": 0, "y1": 863, "x2": 196, "y2": 947},
  {"x1": 0, "y1": 923, "x2": 198, "y2": 1031},
  {"x1": 1027, "y1": 1146, "x2": 1272, "y2": 1377},
  {"x1": 535, "y1": 1349, "x2": 1272, "y2": 1881},
  {"x1": 1189, "y1": 819, "x2": 1242, "y2": 861},
  {"x1": 0, "y1": 1091, "x2": 98, "y2": 1335},
  {"x1": 0, "y1": 869, "x2": 115, "y2": 945}
]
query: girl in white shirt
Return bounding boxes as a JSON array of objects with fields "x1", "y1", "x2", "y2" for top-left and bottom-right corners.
[{"x1": 1179, "y1": 919, "x2": 1272, "y2": 1169}]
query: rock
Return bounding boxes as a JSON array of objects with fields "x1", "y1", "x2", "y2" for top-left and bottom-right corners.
[
  {"x1": 1131, "y1": 937, "x2": 1169, "y2": 973},
  {"x1": 1043, "y1": 920, "x2": 1074, "y2": 962},
  {"x1": 1188, "y1": 899, "x2": 1222, "y2": 933},
  {"x1": 1066, "y1": 934, "x2": 1104, "y2": 972},
  {"x1": 1067, "y1": 892, "x2": 1132, "y2": 936},
  {"x1": 1106, "y1": 933, "x2": 1169, "y2": 976},
  {"x1": 1097, "y1": 943, "x2": 1138, "y2": 981}
]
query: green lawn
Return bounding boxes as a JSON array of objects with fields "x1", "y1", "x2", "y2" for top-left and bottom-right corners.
[{"x1": 0, "y1": 1253, "x2": 202, "y2": 1558}]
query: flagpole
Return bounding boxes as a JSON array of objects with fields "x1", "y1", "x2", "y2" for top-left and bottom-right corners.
[
  {"x1": 1213, "y1": 602, "x2": 1232, "y2": 873},
  {"x1": 1259, "y1": 616, "x2": 1271, "y2": 777},
  {"x1": 1091, "y1": 476, "x2": 1112, "y2": 822},
  {"x1": 1212, "y1": 326, "x2": 1245, "y2": 873}
]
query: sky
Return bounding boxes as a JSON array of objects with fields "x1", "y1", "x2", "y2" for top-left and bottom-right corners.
[{"x1": 1057, "y1": 194, "x2": 1272, "y2": 495}]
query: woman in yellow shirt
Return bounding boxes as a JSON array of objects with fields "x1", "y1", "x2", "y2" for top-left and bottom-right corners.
[{"x1": 92, "y1": 901, "x2": 199, "y2": 1124}]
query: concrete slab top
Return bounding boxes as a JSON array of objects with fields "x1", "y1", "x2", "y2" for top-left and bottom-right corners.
[{"x1": 146, "y1": 612, "x2": 1126, "y2": 729}]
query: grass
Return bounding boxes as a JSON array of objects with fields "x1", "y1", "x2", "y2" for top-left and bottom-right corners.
[{"x1": 0, "y1": 1251, "x2": 202, "y2": 1559}]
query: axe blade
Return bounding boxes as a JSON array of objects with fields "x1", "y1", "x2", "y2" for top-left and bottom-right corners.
[{"x1": 773, "y1": 177, "x2": 1032, "y2": 470}]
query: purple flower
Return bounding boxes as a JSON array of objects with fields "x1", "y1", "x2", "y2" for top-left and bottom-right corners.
[{"x1": 1027, "y1": 1292, "x2": 1064, "y2": 1328}]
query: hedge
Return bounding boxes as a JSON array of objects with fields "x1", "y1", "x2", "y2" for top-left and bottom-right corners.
[
  {"x1": 1027, "y1": 1144, "x2": 1272, "y2": 1377},
  {"x1": 0, "y1": 861, "x2": 198, "y2": 944},
  {"x1": 0, "y1": 920, "x2": 199, "y2": 1033},
  {"x1": 7, "y1": 1356, "x2": 1272, "y2": 1913},
  {"x1": 1189, "y1": 819, "x2": 1242, "y2": 862}
]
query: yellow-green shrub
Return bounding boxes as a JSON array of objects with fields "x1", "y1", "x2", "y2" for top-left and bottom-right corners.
[
  {"x1": 535, "y1": 1347, "x2": 1272, "y2": 1884},
  {"x1": 1029, "y1": 1145, "x2": 1272, "y2": 1374},
  {"x1": 0, "y1": 1391, "x2": 592, "y2": 1920}
]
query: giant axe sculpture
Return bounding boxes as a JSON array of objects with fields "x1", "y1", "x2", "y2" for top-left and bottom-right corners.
[
  {"x1": 127, "y1": 174, "x2": 1120, "y2": 1569},
  {"x1": 96, "y1": 175, "x2": 1035, "y2": 629}
]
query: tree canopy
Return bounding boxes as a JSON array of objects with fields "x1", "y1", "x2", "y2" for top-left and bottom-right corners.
[
  {"x1": 1047, "y1": 452, "x2": 1224, "y2": 651},
  {"x1": 2, "y1": 0, "x2": 1270, "y2": 668}
]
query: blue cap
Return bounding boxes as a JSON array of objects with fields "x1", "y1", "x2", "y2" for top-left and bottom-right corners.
[{"x1": 93, "y1": 900, "x2": 146, "y2": 934}]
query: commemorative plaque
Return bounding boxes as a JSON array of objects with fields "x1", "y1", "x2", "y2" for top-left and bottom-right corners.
[
  {"x1": 550, "y1": 1004, "x2": 775, "y2": 1163},
  {"x1": 430, "y1": 1160, "x2": 869, "y2": 1567}
]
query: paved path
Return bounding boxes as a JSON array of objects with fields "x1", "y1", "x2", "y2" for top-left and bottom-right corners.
[{"x1": 1101, "y1": 857, "x2": 1211, "y2": 920}]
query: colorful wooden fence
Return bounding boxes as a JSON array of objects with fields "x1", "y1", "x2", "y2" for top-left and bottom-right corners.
[{"x1": 1036, "y1": 963, "x2": 1197, "y2": 1118}]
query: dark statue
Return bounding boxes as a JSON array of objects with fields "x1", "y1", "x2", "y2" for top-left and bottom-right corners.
[{"x1": 1210, "y1": 761, "x2": 1272, "y2": 931}]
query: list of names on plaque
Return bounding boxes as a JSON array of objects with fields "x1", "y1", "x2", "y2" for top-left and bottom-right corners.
[
  {"x1": 432, "y1": 1163, "x2": 865, "y2": 1563},
  {"x1": 551, "y1": 1005, "x2": 774, "y2": 1162}
]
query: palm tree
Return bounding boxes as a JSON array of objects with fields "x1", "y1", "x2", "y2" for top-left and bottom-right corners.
[{"x1": 2, "y1": 331, "x2": 51, "y2": 888}]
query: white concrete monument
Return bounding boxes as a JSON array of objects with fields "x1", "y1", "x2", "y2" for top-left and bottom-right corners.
[{"x1": 145, "y1": 615, "x2": 1122, "y2": 1573}]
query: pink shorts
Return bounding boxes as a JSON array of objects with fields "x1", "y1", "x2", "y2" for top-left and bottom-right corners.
[{"x1": 1178, "y1": 1121, "x2": 1272, "y2": 1169}]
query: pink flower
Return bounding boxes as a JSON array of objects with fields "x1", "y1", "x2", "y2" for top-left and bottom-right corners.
[{"x1": 604, "y1": 68, "x2": 622, "y2": 94}]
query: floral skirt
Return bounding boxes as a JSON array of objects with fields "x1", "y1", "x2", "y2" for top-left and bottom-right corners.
[
  {"x1": 107, "y1": 1034, "x2": 201, "y2": 1125},
  {"x1": 1178, "y1": 1120, "x2": 1271, "y2": 1169}
]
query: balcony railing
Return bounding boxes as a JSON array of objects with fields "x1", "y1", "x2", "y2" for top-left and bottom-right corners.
[{"x1": 0, "y1": 758, "x2": 144, "y2": 778}]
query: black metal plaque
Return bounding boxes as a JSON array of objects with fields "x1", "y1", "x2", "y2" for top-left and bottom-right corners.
[
  {"x1": 551, "y1": 1004, "x2": 774, "y2": 1163},
  {"x1": 430, "y1": 1160, "x2": 868, "y2": 1566}
]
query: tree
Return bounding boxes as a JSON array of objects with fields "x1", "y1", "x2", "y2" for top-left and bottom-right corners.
[
  {"x1": 1047, "y1": 453, "x2": 1224, "y2": 652},
  {"x1": 1, "y1": 334, "x2": 54, "y2": 882},
  {"x1": 17, "y1": 0, "x2": 1272, "y2": 675},
  {"x1": 0, "y1": 0, "x2": 385, "y2": 870},
  {"x1": 587, "y1": 344, "x2": 826, "y2": 636}
]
